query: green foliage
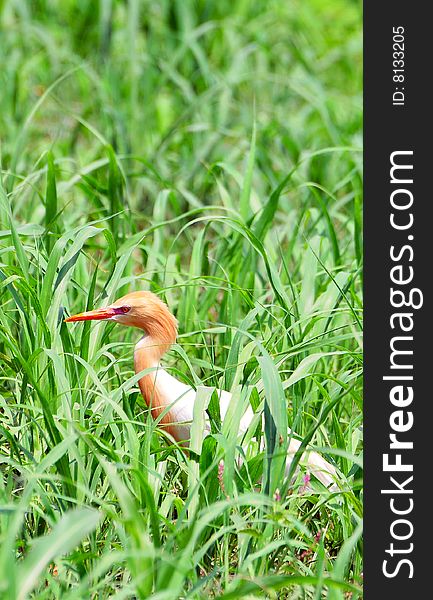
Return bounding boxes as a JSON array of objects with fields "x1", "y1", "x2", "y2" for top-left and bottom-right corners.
[{"x1": 0, "y1": 0, "x2": 362, "y2": 597}]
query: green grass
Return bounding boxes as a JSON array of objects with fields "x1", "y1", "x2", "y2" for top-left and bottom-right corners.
[{"x1": 0, "y1": 0, "x2": 363, "y2": 597}]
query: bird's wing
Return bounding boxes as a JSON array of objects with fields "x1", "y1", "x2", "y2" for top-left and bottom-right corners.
[
  {"x1": 217, "y1": 388, "x2": 255, "y2": 434},
  {"x1": 218, "y1": 389, "x2": 337, "y2": 489},
  {"x1": 287, "y1": 435, "x2": 338, "y2": 490},
  {"x1": 158, "y1": 373, "x2": 338, "y2": 490}
]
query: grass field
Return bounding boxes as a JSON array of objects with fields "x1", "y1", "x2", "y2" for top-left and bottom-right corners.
[{"x1": 0, "y1": 1, "x2": 363, "y2": 598}]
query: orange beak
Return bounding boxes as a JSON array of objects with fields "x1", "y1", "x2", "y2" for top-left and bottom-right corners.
[{"x1": 65, "y1": 306, "x2": 122, "y2": 322}]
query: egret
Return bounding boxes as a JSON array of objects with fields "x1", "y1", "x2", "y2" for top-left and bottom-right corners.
[{"x1": 66, "y1": 291, "x2": 338, "y2": 490}]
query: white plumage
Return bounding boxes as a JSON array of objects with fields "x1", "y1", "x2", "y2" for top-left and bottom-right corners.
[{"x1": 66, "y1": 290, "x2": 339, "y2": 492}]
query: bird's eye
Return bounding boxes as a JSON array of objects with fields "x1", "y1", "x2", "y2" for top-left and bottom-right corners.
[{"x1": 119, "y1": 305, "x2": 130, "y2": 314}]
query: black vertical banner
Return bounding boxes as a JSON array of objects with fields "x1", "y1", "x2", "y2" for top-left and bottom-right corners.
[{"x1": 365, "y1": 3, "x2": 431, "y2": 596}]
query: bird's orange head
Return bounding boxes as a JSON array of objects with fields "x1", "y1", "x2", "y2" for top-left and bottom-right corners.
[{"x1": 65, "y1": 290, "x2": 178, "y2": 344}]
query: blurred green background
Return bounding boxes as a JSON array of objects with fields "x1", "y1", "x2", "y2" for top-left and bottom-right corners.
[{"x1": 0, "y1": 1, "x2": 362, "y2": 598}]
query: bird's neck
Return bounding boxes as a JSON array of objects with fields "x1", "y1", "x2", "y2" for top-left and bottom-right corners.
[{"x1": 134, "y1": 334, "x2": 178, "y2": 437}]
